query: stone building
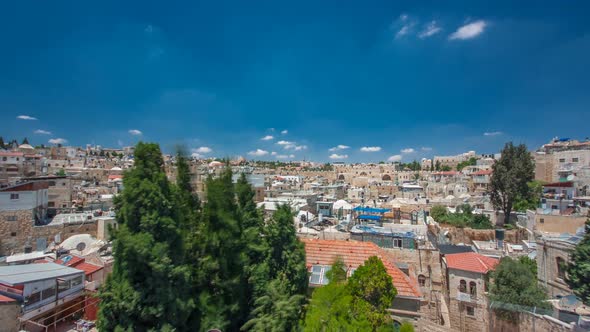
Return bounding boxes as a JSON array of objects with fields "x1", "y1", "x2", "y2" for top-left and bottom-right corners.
[
  {"x1": 442, "y1": 252, "x2": 498, "y2": 332},
  {"x1": 536, "y1": 234, "x2": 581, "y2": 298}
]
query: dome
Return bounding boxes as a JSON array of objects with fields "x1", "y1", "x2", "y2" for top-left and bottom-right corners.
[
  {"x1": 18, "y1": 144, "x2": 34, "y2": 150},
  {"x1": 209, "y1": 161, "x2": 224, "y2": 167}
]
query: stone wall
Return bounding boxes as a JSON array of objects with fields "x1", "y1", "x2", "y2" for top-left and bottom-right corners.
[
  {"x1": 0, "y1": 210, "x2": 98, "y2": 255},
  {"x1": 490, "y1": 311, "x2": 574, "y2": 332},
  {"x1": 0, "y1": 302, "x2": 20, "y2": 332},
  {"x1": 439, "y1": 226, "x2": 527, "y2": 245},
  {"x1": 448, "y1": 299, "x2": 490, "y2": 332}
]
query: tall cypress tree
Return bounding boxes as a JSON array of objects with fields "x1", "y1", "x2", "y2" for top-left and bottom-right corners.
[
  {"x1": 98, "y1": 142, "x2": 193, "y2": 331},
  {"x1": 198, "y1": 165, "x2": 249, "y2": 331},
  {"x1": 566, "y1": 215, "x2": 590, "y2": 304}
]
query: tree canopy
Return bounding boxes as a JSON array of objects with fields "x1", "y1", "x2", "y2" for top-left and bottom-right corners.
[
  {"x1": 303, "y1": 256, "x2": 397, "y2": 332},
  {"x1": 489, "y1": 142, "x2": 534, "y2": 226},
  {"x1": 566, "y1": 215, "x2": 590, "y2": 305},
  {"x1": 489, "y1": 257, "x2": 550, "y2": 322}
]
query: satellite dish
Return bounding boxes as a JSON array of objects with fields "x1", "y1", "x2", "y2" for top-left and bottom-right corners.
[{"x1": 567, "y1": 174, "x2": 575, "y2": 181}]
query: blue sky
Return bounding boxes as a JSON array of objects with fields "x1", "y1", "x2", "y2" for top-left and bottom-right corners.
[{"x1": 1, "y1": 1, "x2": 589, "y2": 162}]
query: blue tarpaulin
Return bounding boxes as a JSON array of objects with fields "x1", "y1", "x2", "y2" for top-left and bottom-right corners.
[
  {"x1": 356, "y1": 214, "x2": 382, "y2": 221},
  {"x1": 353, "y1": 207, "x2": 390, "y2": 213}
]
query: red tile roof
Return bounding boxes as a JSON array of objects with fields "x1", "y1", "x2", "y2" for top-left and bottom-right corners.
[
  {"x1": 75, "y1": 262, "x2": 103, "y2": 276},
  {"x1": 56, "y1": 255, "x2": 84, "y2": 267},
  {"x1": 301, "y1": 239, "x2": 422, "y2": 298},
  {"x1": 0, "y1": 294, "x2": 16, "y2": 303},
  {"x1": 445, "y1": 252, "x2": 498, "y2": 274}
]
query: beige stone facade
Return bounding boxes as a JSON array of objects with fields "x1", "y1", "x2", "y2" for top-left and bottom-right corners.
[
  {"x1": 445, "y1": 268, "x2": 491, "y2": 332},
  {"x1": 536, "y1": 236, "x2": 575, "y2": 298},
  {"x1": 0, "y1": 301, "x2": 20, "y2": 332}
]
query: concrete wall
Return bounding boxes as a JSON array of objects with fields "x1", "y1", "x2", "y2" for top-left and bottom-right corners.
[{"x1": 534, "y1": 214, "x2": 587, "y2": 234}]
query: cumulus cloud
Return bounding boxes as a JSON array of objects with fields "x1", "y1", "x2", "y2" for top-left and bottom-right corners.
[
  {"x1": 248, "y1": 149, "x2": 269, "y2": 156},
  {"x1": 421, "y1": 147, "x2": 433, "y2": 151},
  {"x1": 449, "y1": 20, "x2": 487, "y2": 40},
  {"x1": 401, "y1": 148, "x2": 415, "y2": 154},
  {"x1": 128, "y1": 129, "x2": 142, "y2": 135},
  {"x1": 17, "y1": 115, "x2": 37, "y2": 120},
  {"x1": 292, "y1": 145, "x2": 307, "y2": 151},
  {"x1": 49, "y1": 138, "x2": 67, "y2": 145},
  {"x1": 329, "y1": 145, "x2": 350, "y2": 152},
  {"x1": 277, "y1": 140, "x2": 306, "y2": 151},
  {"x1": 388, "y1": 155, "x2": 402, "y2": 162},
  {"x1": 281, "y1": 130, "x2": 288, "y2": 135},
  {"x1": 193, "y1": 146, "x2": 212, "y2": 153},
  {"x1": 419, "y1": 20, "x2": 442, "y2": 38},
  {"x1": 271, "y1": 151, "x2": 277, "y2": 156},
  {"x1": 34, "y1": 129, "x2": 52, "y2": 135},
  {"x1": 329, "y1": 154, "x2": 348, "y2": 160},
  {"x1": 484, "y1": 131, "x2": 503, "y2": 136},
  {"x1": 261, "y1": 135, "x2": 274, "y2": 141},
  {"x1": 360, "y1": 146, "x2": 381, "y2": 152},
  {"x1": 277, "y1": 140, "x2": 294, "y2": 146}
]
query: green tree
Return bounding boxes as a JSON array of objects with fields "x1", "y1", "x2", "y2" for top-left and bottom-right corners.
[
  {"x1": 518, "y1": 256, "x2": 538, "y2": 277},
  {"x1": 435, "y1": 160, "x2": 441, "y2": 171},
  {"x1": 399, "y1": 321, "x2": 415, "y2": 332},
  {"x1": 98, "y1": 142, "x2": 193, "y2": 331},
  {"x1": 489, "y1": 257, "x2": 550, "y2": 322},
  {"x1": 513, "y1": 180, "x2": 544, "y2": 212},
  {"x1": 429, "y1": 205, "x2": 448, "y2": 222},
  {"x1": 489, "y1": 142, "x2": 534, "y2": 226},
  {"x1": 0, "y1": 136, "x2": 4, "y2": 149},
  {"x1": 56, "y1": 169, "x2": 66, "y2": 177},
  {"x1": 456, "y1": 157, "x2": 477, "y2": 171},
  {"x1": 566, "y1": 215, "x2": 590, "y2": 305},
  {"x1": 197, "y1": 164, "x2": 249, "y2": 331},
  {"x1": 440, "y1": 165, "x2": 452, "y2": 171},
  {"x1": 21, "y1": 137, "x2": 29, "y2": 145},
  {"x1": 347, "y1": 256, "x2": 397, "y2": 330}
]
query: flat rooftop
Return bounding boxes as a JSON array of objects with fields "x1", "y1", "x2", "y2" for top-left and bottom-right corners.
[{"x1": 0, "y1": 262, "x2": 83, "y2": 285}]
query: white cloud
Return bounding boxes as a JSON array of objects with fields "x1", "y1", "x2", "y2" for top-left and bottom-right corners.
[
  {"x1": 396, "y1": 25, "x2": 411, "y2": 38},
  {"x1": 421, "y1": 147, "x2": 433, "y2": 151},
  {"x1": 360, "y1": 146, "x2": 381, "y2": 152},
  {"x1": 419, "y1": 20, "x2": 442, "y2": 38},
  {"x1": 329, "y1": 154, "x2": 348, "y2": 160},
  {"x1": 193, "y1": 146, "x2": 212, "y2": 153},
  {"x1": 248, "y1": 149, "x2": 269, "y2": 156},
  {"x1": 401, "y1": 148, "x2": 415, "y2": 154},
  {"x1": 48, "y1": 138, "x2": 67, "y2": 145},
  {"x1": 128, "y1": 129, "x2": 142, "y2": 136},
  {"x1": 261, "y1": 135, "x2": 274, "y2": 141},
  {"x1": 388, "y1": 155, "x2": 402, "y2": 162},
  {"x1": 271, "y1": 151, "x2": 277, "y2": 156},
  {"x1": 329, "y1": 145, "x2": 350, "y2": 152},
  {"x1": 34, "y1": 129, "x2": 52, "y2": 135},
  {"x1": 277, "y1": 140, "x2": 294, "y2": 146},
  {"x1": 17, "y1": 115, "x2": 37, "y2": 120},
  {"x1": 484, "y1": 131, "x2": 503, "y2": 136},
  {"x1": 277, "y1": 140, "x2": 306, "y2": 151},
  {"x1": 449, "y1": 20, "x2": 487, "y2": 40},
  {"x1": 281, "y1": 130, "x2": 288, "y2": 135},
  {"x1": 292, "y1": 145, "x2": 307, "y2": 151}
]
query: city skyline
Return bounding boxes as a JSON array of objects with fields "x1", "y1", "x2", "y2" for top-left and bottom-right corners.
[{"x1": 1, "y1": 0, "x2": 589, "y2": 162}]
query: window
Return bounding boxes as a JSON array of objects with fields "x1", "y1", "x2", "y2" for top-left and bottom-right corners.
[
  {"x1": 10, "y1": 193, "x2": 19, "y2": 200},
  {"x1": 556, "y1": 257, "x2": 566, "y2": 280},
  {"x1": 466, "y1": 305, "x2": 475, "y2": 316},
  {"x1": 469, "y1": 281, "x2": 477, "y2": 298},
  {"x1": 310, "y1": 265, "x2": 331, "y2": 285},
  {"x1": 10, "y1": 232, "x2": 16, "y2": 237},
  {"x1": 25, "y1": 291, "x2": 41, "y2": 305},
  {"x1": 559, "y1": 158, "x2": 565, "y2": 163},
  {"x1": 393, "y1": 238, "x2": 403, "y2": 248},
  {"x1": 58, "y1": 279, "x2": 71, "y2": 293},
  {"x1": 48, "y1": 181, "x2": 56, "y2": 186},
  {"x1": 41, "y1": 286, "x2": 56, "y2": 300},
  {"x1": 418, "y1": 275, "x2": 426, "y2": 287},
  {"x1": 459, "y1": 279, "x2": 467, "y2": 293},
  {"x1": 6, "y1": 215, "x2": 17, "y2": 221},
  {"x1": 48, "y1": 202, "x2": 55, "y2": 207},
  {"x1": 573, "y1": 158, "x2": 579, "y2": 163},
  {"x1": 71, "y1": 276, "x2": 84, "y2": 287},
  {"x1": 540, "y1": 218, "x2": 545, "y2": 224}
]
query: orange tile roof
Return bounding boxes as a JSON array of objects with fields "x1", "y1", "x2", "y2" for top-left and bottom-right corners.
[
  {"x1": 301, "y1": 239, "x2": 422, "y2": 298},
  {"x1": 445, "y1": 252, "x2": 498, "y2": 274},
  {"x1": 56, "y1": 255, "x2": 84, "y2": 267},
  {"x1": 75, "y1": 262, "x2": 103, "y2": 276}
]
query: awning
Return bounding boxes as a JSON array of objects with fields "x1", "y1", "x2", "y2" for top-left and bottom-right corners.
[{"x1": 356, "y1": 215, "x2": 382, "y2": 221}]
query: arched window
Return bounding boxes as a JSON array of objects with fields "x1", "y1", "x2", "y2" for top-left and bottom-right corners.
[
  {"x1": 469, "y1": 281, "x2": 477, "y2": 298},
  {"x1": 418, "y1": 274, "x2": 426, "y2": 287},
  {"x1": 382, "y1": 174, "x2": 392, "y2": 181},
  {"x1": 556, "y1": 257, "x2": 566, "y2": 280},
  {"x1": 459, "y1": 279, "x2": 467, "y2": 293}
]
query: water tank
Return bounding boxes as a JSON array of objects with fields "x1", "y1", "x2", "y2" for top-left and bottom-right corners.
[{"x1": 495, "y1": 229, "x2": 505, "y2": 249}]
